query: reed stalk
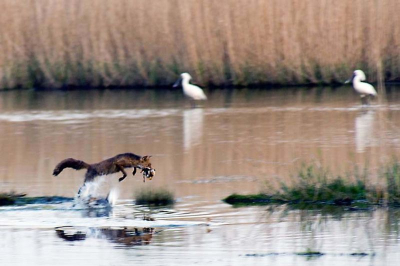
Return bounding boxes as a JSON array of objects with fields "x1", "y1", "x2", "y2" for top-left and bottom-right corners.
[{"x1": 0, "y1": 0, "x2": 399, "y2": 89}]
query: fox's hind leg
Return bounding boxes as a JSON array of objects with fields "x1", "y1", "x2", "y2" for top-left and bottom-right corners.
[{"x1": 83, "y1": 169, "x2": 97, "y2": 183}]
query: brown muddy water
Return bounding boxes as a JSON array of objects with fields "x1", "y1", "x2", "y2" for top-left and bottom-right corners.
[{"x1": 1, "y1": 86, "x2": 400, "y2": 265}]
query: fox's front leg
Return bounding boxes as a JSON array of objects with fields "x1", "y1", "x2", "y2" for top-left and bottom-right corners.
[
  {"x1": 117, "y1": 165, "x2": 128, "y2": 182},
  {"x1": 132, "y1": 167, "x2": 137, "y2": 176}
]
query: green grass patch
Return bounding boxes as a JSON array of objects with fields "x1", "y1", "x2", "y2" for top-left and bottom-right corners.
[
  {"x1": 223, "y1": 193, "x2": 275, "y2": 206},
  {"x1": 0, "y1": 192, "x2": 26, "y2": 206},
  {"x1": 0, "y1": 192, "x2": 73, "y2": 206},
  {"x1": 274, "y1": 164, "x2": 367, "y2": 204},
  {"x1": 384, "y1": 161, "x2": 400, "y2": 205},
  {"x1": 224, "y1": 161, "x2": 400, "y2": 208},
  {"x1": 135, "y1": 188, "x2": 175, "y2": 206}
]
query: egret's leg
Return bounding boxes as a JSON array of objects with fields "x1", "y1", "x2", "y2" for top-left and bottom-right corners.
[{"x1": 360, "y1": 95, "x2": 367, "y2": 106}]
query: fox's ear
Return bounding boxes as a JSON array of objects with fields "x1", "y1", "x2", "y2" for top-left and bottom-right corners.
[{"x1": 142, "y1": 155, "x2": 152, "y2": 161}]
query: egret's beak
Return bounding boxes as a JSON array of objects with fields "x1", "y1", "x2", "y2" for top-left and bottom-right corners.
[
  {"x1": 173, "y1": 78, "x2": 181, "y2": 88},
  {"x1": 344, "y1": 73, "x2": 355, "y2": 84}
]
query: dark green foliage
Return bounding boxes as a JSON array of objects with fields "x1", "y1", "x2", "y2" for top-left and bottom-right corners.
[
  {"x1": 0, "y1": 193, "x2": 73, "y2": 206},
  {"x1": 350, "y1": 252, "x2": 371, "y2": 257},
  {"x1": 135, "y1": 188, "x2": 175, "y2": 206},
  {"x1": 224, "y1": 162, "x2": 400, "y2": 208},
  {"x1": 275, "y1": 165, "x2": 367, "y2": 204},
  {"x1": 384, "y1": 161, "x2": 400, "y2": 205},
  {"x1": 223, "y1": 193, "x2": 274, "y2": 206},
  {"x1": 0, "y1": 193, "x2": 24, "y2": 206},
  {"x1": 19, "y1": 196, "x2": 73, "y2": 205},
  {"x1": 296, "y1": 248, "x2": 324, "y2": 257}
]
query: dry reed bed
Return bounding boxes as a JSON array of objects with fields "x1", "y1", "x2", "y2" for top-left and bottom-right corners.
[{"x1": 0, "y1": 0, "x2": 399, "y2": 89}]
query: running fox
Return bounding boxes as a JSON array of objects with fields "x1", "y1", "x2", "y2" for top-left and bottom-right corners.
[{"x1": 52, "y1": 153, "x2": 154, "y2": 184}]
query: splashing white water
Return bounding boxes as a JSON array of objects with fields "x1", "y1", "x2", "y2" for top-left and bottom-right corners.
[
  {"x1": 106, "y1": 187, "x2": 119, "y2": 207},
  {"x1": 73, "y1": 176, "x2": 118, "y2": 209},
  {"x1": 77, "y1": 177, "x2": 105, "y2": 198}
]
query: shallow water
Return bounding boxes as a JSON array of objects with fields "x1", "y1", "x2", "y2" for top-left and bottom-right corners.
[{"x1": 1, "y1": 86, "x2": 400, "y2": 265}]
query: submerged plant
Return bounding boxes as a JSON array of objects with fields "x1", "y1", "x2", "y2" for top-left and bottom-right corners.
[{"x1": 296, "y1": 248, "x2": 324, "y2": 257}]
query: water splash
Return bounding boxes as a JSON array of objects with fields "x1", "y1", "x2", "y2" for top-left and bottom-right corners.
[
  {"x1": 73, "y1": 176, "x2": 112, "y2": 209},
  {"x1": 106, "y1": 187, "x2": 119, "y2": 207}
]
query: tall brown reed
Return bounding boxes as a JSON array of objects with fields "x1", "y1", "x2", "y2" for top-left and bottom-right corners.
[{"x1": 0, "y1": 0, "x2": 399, "y2": 89}]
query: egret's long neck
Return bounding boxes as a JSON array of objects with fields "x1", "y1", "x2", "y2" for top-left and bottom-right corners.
[
  {"x1": 181, "y1": 78, "x2": 190, "y2": 91},
  {"x1": 353, "y1": 76, "x2": 363, "y2": 86},
  {"x1": 182, "y1": 78, "x2": 190, "y2": 86}
]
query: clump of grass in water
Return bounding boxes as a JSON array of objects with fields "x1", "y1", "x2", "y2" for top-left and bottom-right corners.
[
  {"x1": 224, "y1": 162, "x2": 400, "y2": 208},
  {"x1": 223, "y1": 193, "x2": 275, "y2": 206},
  {"x1": 224, "y1": 163, "x2": 368, "y2": 206},
  {"x1": 383, "y1": 161, "x2": 400, "y2": 205},
  {"x1": 0, "y1": 192, "x2": 26, "y2": 206},
  {"x1": 0, "y1": 192, "x2": 73, "y2": 206},
  {"x1": 274, "y1": 164, "x2": 367, "y2": 204},
  {"x1": 135, "y1": 188, "x2": 175, "y2": 206}
]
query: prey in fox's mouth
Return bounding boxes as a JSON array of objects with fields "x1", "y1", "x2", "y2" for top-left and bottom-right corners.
[{"x1": 141, "y1": 167, "x2": 156, "y2": 182}]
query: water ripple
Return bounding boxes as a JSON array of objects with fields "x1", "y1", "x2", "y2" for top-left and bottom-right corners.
[{"x1": 0, "y1": 104, "x2": 399, "y2": 123}]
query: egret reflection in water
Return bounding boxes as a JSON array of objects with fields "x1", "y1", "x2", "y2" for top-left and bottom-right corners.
[
  {"x1": 355, "y1": 110, "x2": 376, "y2": 153},
  {"x1": 183, "y1": 108, "x2": 204, "y2": 150}
]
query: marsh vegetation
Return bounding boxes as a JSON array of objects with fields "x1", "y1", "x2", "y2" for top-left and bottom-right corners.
[
  {"x1": 0, "y1": 192, "x2": 72, "y2": 206},
  {"x1": 224, "y1": 161, "x2": 400, "y2": 208},
  {"x1": 1, "y1": 0, "x2": 399, "y2": 89},
  {"x1": 135, "y1": 188, "x2": 175, "y2": 206}
]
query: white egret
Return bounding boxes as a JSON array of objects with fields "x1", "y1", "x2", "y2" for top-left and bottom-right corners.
[
  {"x1": 173, "y1": 73, "x2": 207, "y2": 106},
  {"x1": 345, "y1": 70, "x2": 377, "y2": 105}
]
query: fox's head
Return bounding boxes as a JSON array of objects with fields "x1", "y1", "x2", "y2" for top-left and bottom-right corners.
[{"x1": 140, "y1": 155, "x2": 152, "y2": 169}]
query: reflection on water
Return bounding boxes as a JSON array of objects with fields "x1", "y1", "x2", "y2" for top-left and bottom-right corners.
[
  {"x1": 99, "y1": 227, "x2": 154, "y2": 246},
  {"x1": 2, "y1": 202, "x2": 400, "y2": 265},
  {"x1": 56, "y1": 226, "x2": 155, "y2": 246},
  {"x1": 1, "y1": 87, "x2": 400, "y2": 265},
  {"x1": 0, "y1": 109, "x2": 181, "y2": 122},
  {"x1": 183, "y1": 108, "x2": 204, "y2": 150},
  {"x1": 55, "y1": 226, "x2": 87, "y2": 241},
  {"x1": 355, "y1": 110, "x2": 376, "y2": 153}
]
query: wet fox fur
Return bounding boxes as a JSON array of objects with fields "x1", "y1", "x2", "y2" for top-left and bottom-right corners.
[{"x1": 53, "y1": 153, "x2": 153, "y2": 184}]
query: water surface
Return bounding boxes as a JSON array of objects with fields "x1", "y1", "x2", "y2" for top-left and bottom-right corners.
[{"x1": 1, "y1": 86, "x2": 400, "y2": 265}]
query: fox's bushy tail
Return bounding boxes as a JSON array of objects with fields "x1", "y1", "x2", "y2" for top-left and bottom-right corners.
[{"x1": 53, "y1": 158, "x2": 90, "y2": 176}]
